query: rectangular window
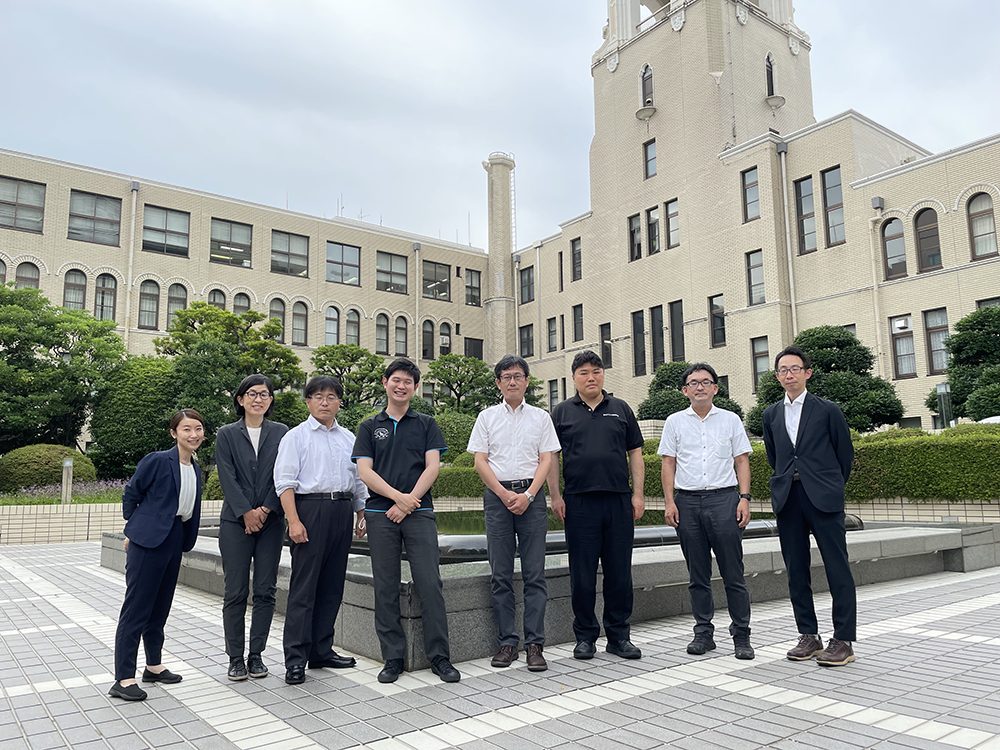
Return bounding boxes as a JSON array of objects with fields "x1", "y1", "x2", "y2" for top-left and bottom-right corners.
[
  {"x1": 669, "y1": 300, "x2": 685, "y2": 362},
  {"x1": 643, "y1": 139, "x2": 656, "y2": 179},
  {"x1": 650, "y1": 304, "x2": 665, "y2": 369},
  {"x1": 923, "y1": 308, "x2": 949, "y2": 375},
  {"x1": 561, "y1": 377, "x2": 567, "y2": 400},
  {"x1": 890, "y1": 314, "x2": 916, "y2": 379},
  {"x1": 571, "y1": 238, "x2": 582, "y2": 281},
  {"x1": 572, "y1": 304, "x2": 584, "y2": 342},
  {"x1": 665, "y1": 198, "x2": 680, "y2": 248},
  {"x1": 326, "y1": 241, "x2": 361, "y2": 285},
  {"x1": 843, "y1": 323, "x2": 857, "y2": 336},
  {"x1": 519, "y1": 324, "x2": 534, "y2": 358},
  {"x1": 557, "y1": 251, "x2": 564, "y2": 292},
  {"x1": 547, "y1": 317, "x2": 557, "y2": 352},
  {"x1": 600, "y1": 323, "x2": 612, "y2": 369},
  {"x1": 560, "y1": 314, "x2": 566, "y2": 350},
  {"x1": 709, "y1": 294, "x2": 726, "y2": 347},
  {"x1": 628, "y1": 214, "x2": 642, "y2": 262},
  {"x1": 978, "y1": 297, "x2": 1000, "y2": 309},
  {"x1": 751, "y1": 336, "x2": 769, "y2": 392},
  {"x1": 519, "y1": 266, "x2": 535, "y2": 304},
  {"x1": 746, "y1": 249, "x2": 765, "y2": 306},
  {"x1": 741, "y1": 167, "x2": 760, "y2": 222},
  {"x1": 271, "y1": 230, "x2": 309, "y2": 277},
  {"x1": 210, "y1": 218, "x2": 252, "y2": 267},
  {"x1": 718, "y1": 375, "x2": 729, "y2": 395},
  {"x1": 822, "y1": 165, "x2": 845, "y2": 246},
  {"x1": 142, "y1": 205, "x2": 190, "y2": 257},
  {"x1": 0, "y1": 175, "x2": 45, "y2": 233},
  {"x1": 646, "y1": 207, "x2": 660, "y2": 255},
  {"x1": 464, "y1": 337, "x2": 484, "y2": 359},
  {"x1": 68, "y1": 190, "x2": 121, "y2": 246},
  {"x1": 548, "y1": 379, "x2": 559, "y2": 410},
  {"x1": 794, "y1": 176, "x2": 817, "y2": 254},
  {"x1": 423, "y1": 260, "x2": 451, "y2": 301},
  {"x1": 376, "y1": 251, "x2": 408, "y2": 294},
  {"x1": 465, "y1": 268, "x2": 481, "y2": 306},
  {"x1": 632, "y1": 310, "x2": 646, "y2": 377}
]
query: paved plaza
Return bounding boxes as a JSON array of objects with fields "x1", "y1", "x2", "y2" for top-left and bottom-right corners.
[{"x1": 1, "y1": 543, "x2": 999, "y2": 750}]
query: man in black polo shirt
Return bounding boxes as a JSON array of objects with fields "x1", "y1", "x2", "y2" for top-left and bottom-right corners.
[
  {"x1": 352, "y1": 358, "x2": 460, "y2": 684},
  {"x1": 548, "y1": 351, "x2": 646, "y2": 660}
]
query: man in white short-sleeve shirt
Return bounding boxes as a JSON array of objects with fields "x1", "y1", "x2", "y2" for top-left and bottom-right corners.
[{"x1": 658, "y1": 362, "x2": 754, "y2": 660}]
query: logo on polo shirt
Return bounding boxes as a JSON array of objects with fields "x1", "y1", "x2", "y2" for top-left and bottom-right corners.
[
  {"x1": 603, "y1": 413, "x2": 620, "y2": 418},
  {"x1": 374, "y1": 427, "x2": 390, "y2": 440}
]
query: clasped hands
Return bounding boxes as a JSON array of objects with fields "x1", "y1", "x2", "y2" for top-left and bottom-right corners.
[
  {"x1": 386, "y1": 492, "x2": 422, "y2": 523},
  {"x1": 242, "y1": 506, "x2": 269, "y2": 534},
  {"x1": 500, "y1": 488, "x2": 530, "y2": 516}
]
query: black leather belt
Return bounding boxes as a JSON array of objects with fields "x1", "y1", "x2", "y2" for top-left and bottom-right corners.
[
  {"x1": 295, "y1": 492, "x2": 353, "y2": 501},
  {"x1": 500, "y1": 479, "x2": 533, "y2": 491}
]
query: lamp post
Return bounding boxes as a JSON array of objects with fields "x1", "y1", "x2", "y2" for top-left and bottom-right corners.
[
  {"x1": 61, "y1": 457, "x2": 74, "y2": 505},
  {"x1": 936, "y1": 382, "x2": 954, "y2": 429}
]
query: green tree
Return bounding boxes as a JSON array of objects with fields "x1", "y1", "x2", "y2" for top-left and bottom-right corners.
[
  {"x1": 311, "y1": 344, "x2": 385, "y2": 409},
  {"x1": 925, "y1": 306, "x2": 1000, "y2": 419},
  {"x1": 637, "y1": 362, "x2": 745, "y2": 420},
  {"x1": 427, "y1": 354, "x2": 498, "y2": 414},
  {"x1": 0, "y1": 286, "x2": 126, "y2": 453}
]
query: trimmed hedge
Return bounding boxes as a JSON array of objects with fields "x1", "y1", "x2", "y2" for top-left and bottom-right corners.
[
  {"x1": 855, "y1": 428, "x2": 926, "y2": 443},
  {"x1": 447, "y1": 451, "x2": 476, "y2": 468},
  {"x1": 0, "y1": 444, "x2": 97, "y2": 493},
  {"x1": 205, "y1": 468, "x2": 223, "y2": 504},
  {"x1": 434, "y1": 411, "x2": 477, "y2": 457}
]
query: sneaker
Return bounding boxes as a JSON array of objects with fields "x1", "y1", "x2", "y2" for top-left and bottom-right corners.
[
  {"x1": 786, "y1": 634, "x2": 824, "y2": 661},
  {"x1": 525, "y1": 643, "x2": 547, "y2": 672},
  {"x1": 247, "y1": 653, "x2": 268, "y2": 678},
  {"x1": 108, "y1": 681, "x2": 147, "y2": 701},
  {"x1": 815, "y1": 638, "x2": 855, "y2": 667},
  {"x1": 686, "y1": 636, "x2": 717, "y2": 655},
  {"x1": 490, "y1": 644, "x2": 517, "y2": 668},
  {"x1": 227, "y1": 657, "x2": 248, "y2": 681},
  {"x1": 377, "y1": 659, "x2": 404, "y2": 684},
  {"x1": 733, "y1": 636, "x2": 755, "y2": 660}
]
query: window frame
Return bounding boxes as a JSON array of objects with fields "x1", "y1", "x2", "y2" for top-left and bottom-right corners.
[
  {"x1": 465, "y1": 268, "x2": 481, "y2": 306},
  {"x1": 325, "y1": 241, "x2": 362, "y2": 286},
  {"x1": 138, "y1": 280, "x2": 160, "y2": 330},
  {"x1": 650, "y1": 305, "x2": 665, "y2": 369},
  {"x1": 422, "y1": 320, "x2": 435, "y2": 360},
  {"x1": 94, "y1": 273, "x2": 117, "y2": 322},
  {"x1": 375, "y1": 313, "x2": 390, "y2": 355},
  {"x1": 751, "y1": 336, "x2": 769, "y2": 392},
  {"x1": 62, "y1": 269, "x2": 87, "y2": 310},
  {"x1": 665, "y1": 198, "x2": 680, "y2": 248},
  {"x1": 881, "y1": 218, "x2": 907, "y2": 280},
  {"x1": 519, "y1": 323, "x2": 534, "y2": 358},
  {"x1": 270, "y1": 230, "x2": 309, "y2": 278},
  {"x1": 646, "y1": 206, "x2": 660, "y2": 255},
  {"x1": 741, "y1": 167, "x2": 760, "y2": 223},
  {"x1": 207, "y1": 289, "x2": 226, "y2": 309},
  {"x1": 923, "y1": 308, "x2": 949, "y2": 376},
  {"x1": 746, "y1": 249, "x2": 765, "y2": 306},
  {"x1": 325, "y1": 306, "x2": 340, "y2": 345},
  {"x1": 643, "y1": 139, "x2": 656, "y2": 179},
  {"x1": 821, "y1": 165, "x2": 845, "y2": 247},
  {"x1": 519, "y1": 265, "x2": 535, "y2": 304},
  {"x1": 794, "y1": 176, "x2": 817, "y2": 254},
  {"x1": 547, "y1": 317, "x2": 557, "y2": 353},
  {"x1": 291, "y1": 302, "x2": 308, "y2": 346},
  {"x1": 889, "y1": 314, "x2": 917, "y2": 379},
  {"x1": 68, "y1": 190, "x2": 122, "y2": 247},
  {"x1": 632, "y1": 310, "x2": 646, "y2": 377},
  {"x1": 968, "y1": 192, "x2": 998, "y2": 260},
  {"x1": 233, "y1": 293, "x2": 251, "y2": 315},
  {"x1": 166, "y1": 283, "x2": 187, "y2": 330},
  {"x1": 572, "y1": 304, "x2": 584, "y2": 342},
  {"x1": 0, "y1": 175, "x2": 46, "y2": 234},
  {"x1": 628, "y1": 214, "x2": 642, "y2": 262},
  {"x1": 709, "y1": 294, "x2": 726, "y2": 348},
  {"x1": 14, "y1": 262, "x2": 39, "y2": 289},
  {"x1": 376, "y1": 251, "x2": 408, "y2": 294},
  {"x1": 914, "y1": 208, "x2": 942, "y2": 272},
  {"x1": 210, "y1": 218, "x2": 253, "y2": 268},
  {"x1": 668, "y1": 300, "x2": 685, "y2": 362},
  {"x1": 422, "y1": 259, "x2": 451, "y2": 301},
  {"x1": 142, "y1": 204, "x2": 190, "y2": 257},
  {"x1": 346, "y1": 309, "x2": 361, "y2": 345},
  {"x1": 269, "y1": 299, "x2": 286, "y2": 343},
  {"x1": 571, "y1": 238, "x2": 582, "y2": 281},
  {"x1": 640, "y1": 64, "x2": 654, "y2": 105},
  {"x1": 394, "y1": 316, "x2": 408, "y2": 356}
]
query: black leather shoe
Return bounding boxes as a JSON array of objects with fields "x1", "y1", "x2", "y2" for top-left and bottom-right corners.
[
  {"x1": 108, "y1": 681, "x2": 147, "y2": 701},
  {"x1": 606, "y1": 640, "x2": 642, "y2": 659},
  {"x1": 377, "y1": 659, "x2": 404, "y2": 684},
  {"x1": 285, "y1": 665, "x2": 305, "y2": 684},
  {"x1": 686, "y1": 637, "x2": 717, "y2": 656},
  {"x1": 307, "y1": 652, "x2": 356, "y2": 669},
  {"x1": 734, "y1": 637, "x2": 755, "y2": 661},
  {"x1": 247, "y1": 653, "x2": 268, "y2": 678},
  {"x1": 141, "y1": 668, "x2": 182, "y2": 684},
  {"x1": 573, "y1": 641, "x2": 597, "y2": 660},
  {"x1": 431, "y1": 658, "x2": 461, "y2": 683},
  {"x1": 227, "y1": 657, "x2": 248, "y2": 681}
]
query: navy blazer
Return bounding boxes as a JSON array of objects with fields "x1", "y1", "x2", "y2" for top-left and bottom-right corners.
[
  {"x1": 214, "y1": 418, "x2": 288, "y2": 525},
  {"x1": 123, "y1": 446, "x2": 203, "y2": 551},
  {"x1": 762, "y1": 392, "x2": 853, "y2": 514}
]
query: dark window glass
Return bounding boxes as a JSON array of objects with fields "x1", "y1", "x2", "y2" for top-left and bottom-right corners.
[
  {"x1": 643, "y1": 139, "x2": 656, "y2": 179},
  {"x1": 271, "y1": 230, "x2": 309, "y2": 277},
  {"x1": 325, "y1": 307, "x2": 340, "y2": 345},
  {"x1": 742, "y1": 167, "x2": 760, "y2": 222},
  {"x1": 377, "y1": 251, "x2": 408, "y2": 294},
  {"x1": 821, "y1": 166, "x2": 845, "y2": 246},
  {"x1": 632, "y1": 310, "x2": 646, "y2": 377},
  {"x1": 0, "y1": 175, "x2": 45, "y2": 233},
  {"x1": 422, "y1": 260, "x2": 450, "y2": 300},
  {"x1": 628, "y1": 214, "x2": 642, "y2": 261},
  {"x1": 94, "y1": 273, "x2": 117, "y2": 321},
  {"x1": 233, "y1": 293, "x2": 251, "y2": 315},
  {"x1": 326, "y1": 241, "x2": 361, "y2": 285},
  {"x1": 15, "y1": 262, "x2": 39, "y2": 289},
  {"x1": 650, "y1": 305, "x2": 665, "y2": 368},
  {"x1": 765, "y1": 54, "x2": 775, "y2": 96},
  {"x1": 519, "y1": 324, "x2": 534, "y2": 358},
  {"x1": 647, "y1": 206, "x2": 660, "y2": 255},
  {"x1": 882, "y1": 218, "x2": 907, "y2": 279},
  {"x1": 394, "y1": 317, "x2": 407, "y2": 356},
  {"x1": 464, "y1": 337, "x2": 484, "y2": 359},
  {"x1": 572, "y1": 304, "x2": 583, "y2": 342},
  {"x1": 746, "y1": 250, "x2": 765, "y2": 305},
  {"x1": 976, "y1": 297, "x2": 1000, "y2": 309},
  {"x1": 207, "y1": 289, "x2": 226, "y2": 309},
  {"x1": 600, "y1": 323, "x2": 612, "y2": 369},
  {"x1": 142, "y1": 205, "x2": 190, "y2": 256},
  {"x1": 375, "y1": 313, "x2": 389, "y2": 354},
  {"x1": 422, "y1": 320, "x2": 435, "y2": 360},
  {"x1": 571, "y1": 238, "x2": 582, "y2": 281},
  {"x1": 794, "y1": 176, "x2": 816, "y2": 254},
  {"x1": 68, "y1": 190, "x2": 121, "y2": 246},
  {"x1": 665, "y1": 199, "x2": 680, "y2": 248},
  {"x1": 465, "y1": 268, "x2": 481, "y2": 305},
  {"x1": 557, "y1": 251, "x2": 564, "y2": 292},
  {"x1": 641, "y1": 65, "x2": 653, "y2": 105},
  {"x1": 923, "y1": 308, "x2": 949, "y2": 375},
  {"x1": 969, "y1": 193, "x2": 998, "y2": 259},
  {"x1": 346, "y1": 309, "x2": 360, "y2": 345},
  {"x1": 709, "y1": 294, "x2": 726, "y2": 347},
  {"x1": 166, "y1": 284, "x2": 187, "y2": 329},
  {"x1": 519, "y1": 266, "x2": 535, "y2": 303},
  {"x1": 291, "y1": 302, "x2": 308, "y2": 346},
  {"x1": 62, "y1": 269, "x2": 86, "y2": 309},
  {"x1": 669, "y1": 300, "x2": 685, "y2": 361},
  {"x1": 138, "y1": 280, "x2": 159, "y2": 329},
  {"x1": 269, "y1": 299, "x2": 286, "y2": 343},
  {"x1": 210, "y1": 218, "x2": 253, "y2": 267},
  {"x1": 440, "y1": 322, "x2": 451, "y2": 356},
  {"x1": 751, "y1": 336, "x2": 769, "y2": 391},
  {"x1": 547, "y1": 317, "x2": 557, "y2": 352},
  {"x1": 915, "y1": 208, "x2": 942, "y2": 272},
  {"x1": 548, "y1": 379, "x2": 559, "y2": 410}
]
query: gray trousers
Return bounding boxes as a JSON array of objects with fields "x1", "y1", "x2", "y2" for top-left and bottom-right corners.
[
  {"x1": 366, "y1": 510, "x2": 450, "y2": 664},
  {"x1": 219, "y1": 515, "x2": 283, "y2": 657},
  {"x1": 675, "y1": 488, "x2": 751, "y2": 639},
  {"x1": 484, "y1": 488, "x2": 548, "y2": 647}
]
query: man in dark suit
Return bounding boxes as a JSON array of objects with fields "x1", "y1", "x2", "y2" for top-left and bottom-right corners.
[{"x1": 762, "y1": 346, "x2": 856, "y2": 667}]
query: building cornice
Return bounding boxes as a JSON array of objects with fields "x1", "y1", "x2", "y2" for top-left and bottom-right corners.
[{"x1": 851, "y1": 132, "x2": 1000, "y2": 188}]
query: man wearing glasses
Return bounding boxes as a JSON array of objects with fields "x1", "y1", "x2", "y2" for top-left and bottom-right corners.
[
  {"x1": 467, "y1": 355, "x2": 561, "y2": 671},
  {"x1": 763, "y1": 346, "x2": 856, "y2": 667},
  {"x1": 273, "y1": 376, "x2": 368, "y2": 685},
  {"x1": 658, "y1": 364, "x2": 754, "y2": 660}
]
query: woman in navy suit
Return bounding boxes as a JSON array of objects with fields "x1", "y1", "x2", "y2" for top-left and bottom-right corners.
[
  {"x1": 215, "y1": 375, "x2": 288, "y2": 680},
  {"x1": 109, "y1": 409, "x2": 206, "y2": 701}
]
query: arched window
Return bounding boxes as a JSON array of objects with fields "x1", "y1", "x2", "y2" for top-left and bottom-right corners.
[
  {"x1": 765, "y1": 54, "x2": 775, "y2": 96},
  {"x1": 62, "y1": 269, "x2": 87, "y2": 309},
  {"x1": 207, "y1": 289, "x2": 226, "y2": 309},
  {"x1": 375, "y1": 314, "x2": 389, "y2": 355},
  {"x1": 440, "y1": 322, "x2": 452, "y2": 356},
  {"x1": 640, "y1": 64, "x2": 653, "y2": 106},
  {"x1": 292, "y1": 302, "x2": 308, "y2": 345},
  {"x1": 0, "y1": 259, "x2": 6, "y2": 284},
  {"x1": 138, "y1": 280, "x2": 160, "y2": 329},
  {"x1": 422, "y1": 320, "x2": 435, "y2": 360},
  {"x1": 15, "y1": 262, "x2": 39, "y2": 289},
  {"x1": 94, "y1": 274, "x2": 117, "y2": 321},
  {"x1": 395, "y1": 316, "x2": 408, "y2": 356},
  {"x1": 269, "y1": 299, "x2": 286, "y2": 343},
  {"x1": 915, "y1": 208, "x2": 942, "y2": 272},
  {"x1": 325, "y1": 306, "x2": 340, "y2": 345},
  {"x1": 346, "y1": 309, "x2": 361, "y2": 346},
  {"x1": 969, "y1": 192, "x2": 998, "y2": 259},
  {"x1": 233, "y1": 292, "x2": 251, "y2": 315},
  {"x1": 167, "y1": 284, "x2": 187, "y2": 329},
  {"x1": 882, "y1": 218, "x2": 907, "y2": 279}
]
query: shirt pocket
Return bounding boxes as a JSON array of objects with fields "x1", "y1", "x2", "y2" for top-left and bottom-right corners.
[{"x1": 714, "y1": 437, "x2": 733, "y2": 460}]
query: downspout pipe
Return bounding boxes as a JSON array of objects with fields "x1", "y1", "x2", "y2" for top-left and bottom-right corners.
[
  {"x1": 776, "y1": 141, "x2": 798, "y2": 336},
  {"x1": 123, "y1": 181, "x2": 140, "y2": 349}
]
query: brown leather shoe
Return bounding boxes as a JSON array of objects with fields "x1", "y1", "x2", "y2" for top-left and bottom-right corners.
[
  {"x1": 786, "y1": 634, "x2": 824, "y2": 661},
  {"x1": 490, "y1": 644, "x2": 517, "y2": 668},
  {"x1": 525, "y1": 643, "x2": 547, "y2": 672},
  {"x1": 815, "y1": 638, "x2": 855, "y2": 667}
]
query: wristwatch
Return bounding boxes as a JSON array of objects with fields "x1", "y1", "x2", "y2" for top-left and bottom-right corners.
[
  {"x1": 525, "y1": 492, "x2": 535, "y2": 504},
  {"x1": 738, "y1": 493, "x2": 752, "y2": 500}
]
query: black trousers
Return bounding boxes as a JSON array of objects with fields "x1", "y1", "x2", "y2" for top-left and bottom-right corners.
[
  {"x1": 283, "y1": 498, "x2": 353, "y2": 668},
  {"x1": 114, "y1": 518, "x2": 183, "y2": 680},
  {"x1": 777, "y1": 481, "x2": 857, "y2": 642},
  {"x1": 219, "y1": 514, "x2": 283, "y2": 658},
  {"x1": 564, "y1": 492, "x2": 634, "y2": 643}
]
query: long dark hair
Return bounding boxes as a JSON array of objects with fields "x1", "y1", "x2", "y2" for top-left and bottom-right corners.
[{"x1": 233, "y1": 374, "x2": 276, "y2": 418}]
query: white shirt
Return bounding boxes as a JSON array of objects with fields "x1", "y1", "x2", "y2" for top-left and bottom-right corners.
[
  {"x1": 467, "y1": 400, "x2": 562, "y2": 481},
  {"x1": 273, "y1": 415, "x2": 369, "y2": 512},
  {"x1": 177, "y1": 461, "x2": 197, "y2": 522},
  {"x1": 657, "y1": 405, "x2": 752, "y2": 491},
  {"x1": 784, "y1": 389, "x2": 808, "y2": 446},
  {"x1": 247, "y1": 425, "x2": 262, "y2": 455}
]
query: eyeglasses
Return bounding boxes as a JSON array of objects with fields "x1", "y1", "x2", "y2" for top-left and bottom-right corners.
[
  {"x1": 776, "y1": 366, "x2": 806, "y2": 376},
  {"x1": 243, "y1": 390, "x2": 272, "y2": 401},
  {"x1": 499, "y1": 374, "x2": 526, "y2": 383},
  {"x1": 683, "y1": 379, "x2": 716, "y2": 389},
  {"x1": 308, "y1": 394, "x2": 341, "y2": 404}
]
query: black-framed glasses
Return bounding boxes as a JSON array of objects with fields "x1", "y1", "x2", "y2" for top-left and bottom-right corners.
[
  {"x1": 683, "y1": 379, "x2": 716, "y2": 389},
  {"x1": 243, "y1": 390, "x2": 273, "y2": 401},
  {"x1": 776, "y1": 365, "x2": 806, "y2": 376}
]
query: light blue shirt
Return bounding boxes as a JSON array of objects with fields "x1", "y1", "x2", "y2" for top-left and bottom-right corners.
[{"x1": 274, "y1": 415, "x2": 368, "y2": 512}]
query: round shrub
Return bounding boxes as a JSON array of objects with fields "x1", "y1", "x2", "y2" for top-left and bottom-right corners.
[
  {"x1": 643, "y1": 438, "x2": 661, "y2": 455},
  {"x1": 204, "y1": 468, "x2": 224, "y2": 504},
  {"x1": 942, "y1": 422, "x2": 1000, "y2": 436},
  {"x1": 434, "y1": 410, "x2": 477, "y2": 456},
  {"x1": 448, "y1": 451, "x2": 476, "y2": 468},
  {"x1": 0, "y1": 444, "x2": 97, "y2": 493}
]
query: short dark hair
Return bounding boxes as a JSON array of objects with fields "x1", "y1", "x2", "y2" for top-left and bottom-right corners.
[
  {"x1": 304, "y1": 375, "x2": 344, "y2": 400},
  {"x1": 494, "y1": 354, "x2": 529, "y2": 379},
  {"x1": 571, "y1": 350, "x2": 604, "y2": 373},
  {"x1": 774, "y1": 345, "x2": 812, "y2": 371},
  {"x1": 383, "y1": 357, "x2": 421, "y2": 385},
  {"x1": 233, "y1": 374, "x2": 275, "y2": 418},
  {"x1": 169, "y1": 409, "x2": 206, "y2": 431},
  {"x1": 680, "y1": 363, "x2": 718, "y2": 387}
]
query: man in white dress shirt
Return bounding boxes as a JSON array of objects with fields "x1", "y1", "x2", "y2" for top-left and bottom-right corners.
[
  {"x1": 273, "y1": 376, "x2": 368, "y2": 685},
  {"x1": 659, "y1": 363, "x2": 755, "y2": 660},
  {"x1": 468, "y1": 355, "x2": 561, "y2": 671}
]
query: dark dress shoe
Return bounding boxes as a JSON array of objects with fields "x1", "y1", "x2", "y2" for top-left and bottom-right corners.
[
  {"x1": 142, "y1": 668, "x2": 182, "y2": 684},
  {"x1": 227, "y1": 657, "x2": 248, "y2": 681},
  {"x1": 285, "y1": 665, "x2": 306, "y2": 684},
  {"x1": 490, "y1": 644, "x2": 517, "y2": 668},
  {"x1": 431, "y1": 658, "x2": 461, "y2": 683},
  {"x1": 734, "y1": 637, "x2": 755, "y2": 660},
  {"x1": 108, "y1": 681, "x2": 147, "y2": 701},
  {"x1": 606, "y1": 640, "x2": 642, "y2": 659},
  {"x1": 525, "y1": 643, "x2": 547, "y2": 672},
  {"x1": 377, "y1": 659, "x2": 404, "y2": 684},
  {"x1": 307, "y1": 652, "x2": 357, "y2": 669},
  {"x1": 686, "y1": 636, "x2": 717, "y2": 655},
  {"x1": 247, "y1": 653, "x2": 268, "y2": 678},
  {"x1": 573, "y1": 641, "x2": 596, "y2": 660}
]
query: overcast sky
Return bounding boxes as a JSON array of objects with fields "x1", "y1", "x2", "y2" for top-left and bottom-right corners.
[{"x1": 3, "y1": 2, "x2": 996, "y2": 250}]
